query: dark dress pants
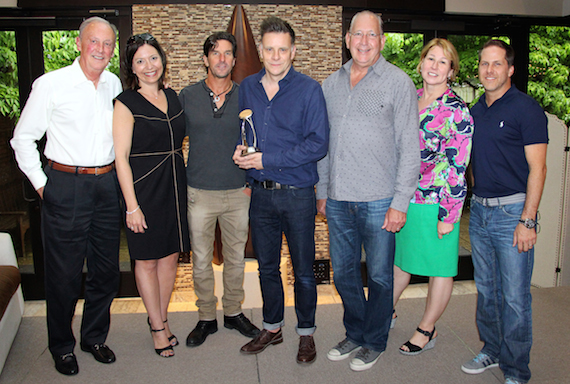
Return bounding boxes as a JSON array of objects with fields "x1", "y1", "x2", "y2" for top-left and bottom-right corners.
[{"x1": 42, "y1": 167, "x2": 121, "y2": 357}]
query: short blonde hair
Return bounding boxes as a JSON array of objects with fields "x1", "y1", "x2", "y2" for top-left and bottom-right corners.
[{"x1": 416, "y1": 38, "x2": 460, "y2": 81}]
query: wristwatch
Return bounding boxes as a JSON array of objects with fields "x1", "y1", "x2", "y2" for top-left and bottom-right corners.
[{"x1": 519, "y1": 218, "x2": 537, "y2": 229}]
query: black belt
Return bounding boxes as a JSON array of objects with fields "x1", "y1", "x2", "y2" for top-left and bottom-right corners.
[{"x1": 253, "y1": 180, "x2": 298, "y2": 190}]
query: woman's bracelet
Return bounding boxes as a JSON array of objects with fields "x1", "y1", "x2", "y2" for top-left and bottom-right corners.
[{"x1": 126, "y1": 205, "x2": 140, "y2": 215}]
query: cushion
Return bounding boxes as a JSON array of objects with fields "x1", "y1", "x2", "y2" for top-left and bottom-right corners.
[{"x1": 0, "y1": 266, "x2": 21, "y2": 320}]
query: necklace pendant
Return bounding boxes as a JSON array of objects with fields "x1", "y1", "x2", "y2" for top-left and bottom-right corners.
[{"x1": 213, "y1": 95, "x2": 220, "y2": 103}]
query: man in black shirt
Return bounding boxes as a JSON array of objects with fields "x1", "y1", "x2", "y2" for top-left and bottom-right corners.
[{"x1": 179, "y1": 32, "x2": 259, "y2": 348}]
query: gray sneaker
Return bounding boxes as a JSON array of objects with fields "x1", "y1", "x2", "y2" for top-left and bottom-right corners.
[
  {"x1": 349, "y1": 347, "x2": 383, "y2": 371},
  {"x1": 327, "y1": 338, "x2": 361, "y2": 361},
  {"x1": 461, "y1": 352, "x2": 499, "y2": 374},
  {"x1": 504, "y1": 379, "x2": 522, "y2": 384}
]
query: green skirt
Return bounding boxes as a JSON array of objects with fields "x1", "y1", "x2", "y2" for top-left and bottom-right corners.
[{"x1": 394, "y1": 202, "x2": 460, "y2": 277}]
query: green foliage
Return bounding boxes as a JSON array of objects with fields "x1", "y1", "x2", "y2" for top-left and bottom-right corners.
[
  {"x1": 43, "y1": 30, "x2": 80, "y2": 73},
  {"x1": 383, "y1": 33, "x2": 424, "y2": 87},
  {"x1": 0, "y1": 31, "x2": 20, "y2": 119},
  {"x1": 529, "y1": 26, "x2": 570, "y2": 125},
  {"x1": 447, "y1": 35, "x2": 510, "y2": 87},
  {"x1": 42, "y1": 30, "x2": 120, "y2": 76}
]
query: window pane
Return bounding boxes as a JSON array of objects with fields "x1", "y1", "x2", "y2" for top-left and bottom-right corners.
[
  {"x1": 0, "y1": 30, "x2": 32, "y2": 272},
  {"x1": 0, "y1": 31, "x2": 19, "y2": 119}
]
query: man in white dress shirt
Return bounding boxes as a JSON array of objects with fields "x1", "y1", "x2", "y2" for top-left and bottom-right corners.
[{"x1": 11, "y1": 17, "x2": 122, "y2": 376}]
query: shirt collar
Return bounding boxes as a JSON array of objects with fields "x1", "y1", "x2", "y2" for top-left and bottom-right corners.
[
  {"x1": 70, "y1": 57, "x2": 108, "y2": 87},
  {"x1": 341, "y1": 55, "x2": 387, "y2": 77},
  {"x1": 201, "y1": 78, "x2": 237, "y2": 96},
  {"x1": 480, "y1": 84, "x2": 517, "y2": 108},
  {"x1": 255, "y1": 65, "x2": 297, "y2": 86}
]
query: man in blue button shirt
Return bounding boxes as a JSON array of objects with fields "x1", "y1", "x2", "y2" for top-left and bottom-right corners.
[{"x1": 233, "y1": 16, "x2": 329, "y2": 364}]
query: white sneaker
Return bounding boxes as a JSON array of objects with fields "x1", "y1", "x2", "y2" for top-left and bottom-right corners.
[
  {"x1": 326, "y1": 338, "x2": 361, "y2": 361},
  {"x1": 349, "y1": 347, "x2": 383, "y2": 371}
]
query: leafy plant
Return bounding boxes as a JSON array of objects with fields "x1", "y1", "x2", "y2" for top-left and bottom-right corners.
[
  {"x1": 529, "y1": 26, "x2": 570, "y2": 125},
  {"x1": 0, "y1": 31, "x2": 19, "y2": 119},
  {"x1": 383, "y1": 33, "x2": 424, "y2": 87}
]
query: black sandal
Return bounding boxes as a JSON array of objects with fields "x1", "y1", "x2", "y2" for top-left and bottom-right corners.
[
  {"x1": 399, "y1": 327, "x2": 436, "y2": 356},
  {"x1": 151, "y1": 327, "x2": 174, "y2": 358},
  {"x1": 147, "y1": 317, "x2": 178, "y2": 347},
  {"x1": 163, "y1": 319, "x2": 179, "y2": 347}
]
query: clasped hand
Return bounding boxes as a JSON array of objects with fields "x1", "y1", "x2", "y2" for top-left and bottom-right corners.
[{"x1": 233, "y1": 145, "x2": 264, "y2": 170}]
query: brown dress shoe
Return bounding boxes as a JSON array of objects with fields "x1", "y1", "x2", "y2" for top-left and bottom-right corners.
[
  {"x1": 297, "y1": 335, "x2": 316, "y2": 364},
  {"x1": 240, "y1": 329, "x2": 283, "y2": 354}
]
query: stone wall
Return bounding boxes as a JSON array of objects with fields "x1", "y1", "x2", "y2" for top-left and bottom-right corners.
[{"x1": 132, "y1": 4, "x2": 343, "y2": 90}]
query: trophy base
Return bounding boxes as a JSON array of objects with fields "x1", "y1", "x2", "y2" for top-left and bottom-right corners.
[{"x1": 241, "y1": 147, "x2": 260, "y2": 156}]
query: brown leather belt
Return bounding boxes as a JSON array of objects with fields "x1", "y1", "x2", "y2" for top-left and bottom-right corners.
[{"x1": 48, "y1": 160, "x2": 114, "y2": 175}]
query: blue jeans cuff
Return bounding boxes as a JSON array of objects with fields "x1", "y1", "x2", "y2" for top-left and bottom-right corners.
[
  {"x1": 263, "y1": 319, "x2": 285, "y2": 331},
  {"x1": 296, "y1": 325, "x2": 316, "y2": 336}
]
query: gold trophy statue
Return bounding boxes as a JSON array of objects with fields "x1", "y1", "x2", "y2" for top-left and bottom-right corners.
[{"x1": 239, "y1": 109, "x2": 260, "y2": 156}]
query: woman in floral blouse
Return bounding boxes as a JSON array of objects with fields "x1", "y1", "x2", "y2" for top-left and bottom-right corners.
[{"x1": 392, "y1": 38, "x2": 474, "y2": 356}]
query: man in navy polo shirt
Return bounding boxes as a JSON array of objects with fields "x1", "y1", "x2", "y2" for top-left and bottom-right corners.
[
  {"x1": 232, "y1": 16, "x2": 329, "y2": 364},
  {"x1": 461, "y1": 40, "x2": 548, "y2": 384}
]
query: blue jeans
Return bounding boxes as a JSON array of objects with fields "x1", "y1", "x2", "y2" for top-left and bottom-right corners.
[
  {"x1": 326, "y1": 198, "x2": 394, "y2": 352},
  {"x1": 469, "y1": 200, "x2": 533, "y2": 383},
  {"x1": 250, "y1": 185, "x2": 317, "y2": 335}
]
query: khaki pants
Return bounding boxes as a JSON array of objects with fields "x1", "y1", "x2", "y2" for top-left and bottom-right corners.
[{"x1": 187, "y1": 186, "x2": 251, "y2": 320}]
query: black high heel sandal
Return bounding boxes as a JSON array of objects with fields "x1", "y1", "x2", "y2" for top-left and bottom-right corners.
[
  {"x1": 147, "y1": 317, "x2": 178, "y2": 347},
  {"x1": 151, "y1": 327, "x2": 174, "y2": 358},
  {"x1": 399, "y1": 327, "x2": 437, "y2": 356},
  {"x1": 163, "y1": 319, "x2": 179, "y2": 347}
]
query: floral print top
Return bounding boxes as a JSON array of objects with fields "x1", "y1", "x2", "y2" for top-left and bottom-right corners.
[{"x1": 412, "y1": 87, "x2": 474, "y2": 224}]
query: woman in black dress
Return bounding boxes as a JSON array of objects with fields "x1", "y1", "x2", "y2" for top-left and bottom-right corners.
[{"x1": 113, "y1": 34, "x2": 189, "y2": 358}]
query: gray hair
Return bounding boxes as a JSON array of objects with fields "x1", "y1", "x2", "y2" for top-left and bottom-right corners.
[
  {"x1": 349, "y1": 11, "x2": 383, "y2": 35},
  {"x1": 79, "y1": 16, "x2": 118, "y2": 41}
]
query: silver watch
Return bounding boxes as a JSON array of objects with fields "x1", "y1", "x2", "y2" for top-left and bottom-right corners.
[{"x1": 519, "y1": 218, "x2": 537, "y2": 229}]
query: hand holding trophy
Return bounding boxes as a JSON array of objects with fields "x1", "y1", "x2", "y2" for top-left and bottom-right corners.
[{"x1": 239, "y1": 109, "x2": 260, "y2": 156}]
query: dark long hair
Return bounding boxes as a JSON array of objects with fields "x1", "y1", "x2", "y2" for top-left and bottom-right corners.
[{"x1": 122, "y1": 33, "x2": 167, "y2": 90}]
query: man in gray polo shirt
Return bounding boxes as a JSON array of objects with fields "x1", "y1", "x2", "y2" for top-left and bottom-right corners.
[
  {"x1": 179, "y1": 32, "x2": 259, "y2": 348},
  {"x1": 316, "y1": 10, "x2": 419, "y2": 371}
]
